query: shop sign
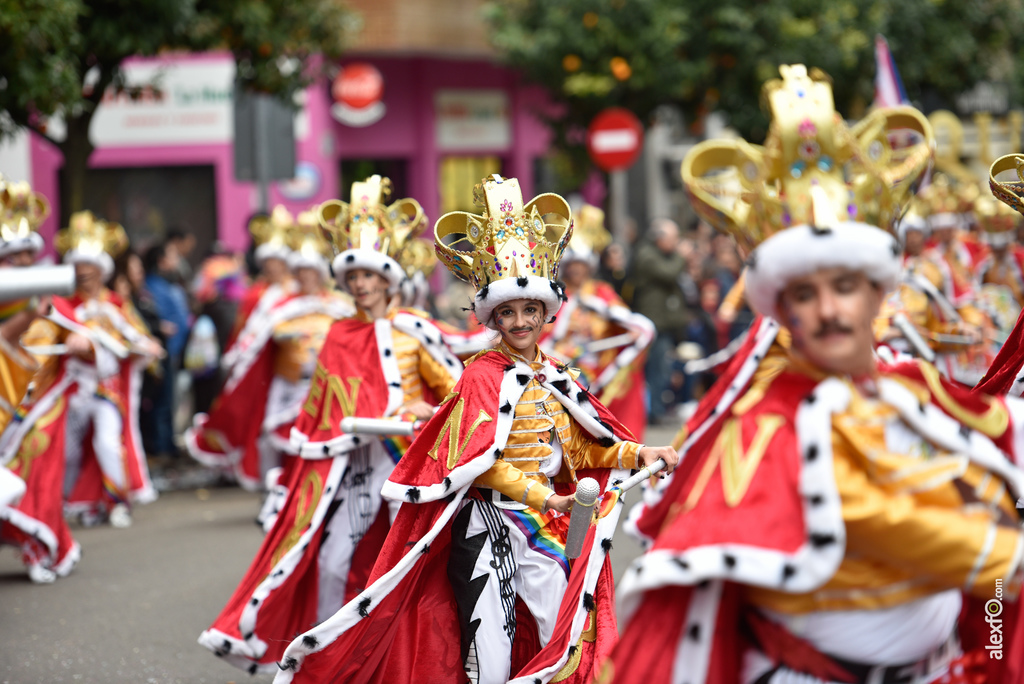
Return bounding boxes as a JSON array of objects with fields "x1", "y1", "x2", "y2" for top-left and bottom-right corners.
[
  {"x1": 89, "y1": 59, "x2": 235, "y2": 146},
  {"x1": 331, "y1": 63, "x2": 386, "y2": 127},
  {"x1": 435, "y1": 90, "x2": 510, "y2": 152}
]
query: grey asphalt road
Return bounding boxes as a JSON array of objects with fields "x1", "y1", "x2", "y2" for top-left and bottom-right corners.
[{"x1": 0, "y1": 424, "x2": 678, "y2": 684}]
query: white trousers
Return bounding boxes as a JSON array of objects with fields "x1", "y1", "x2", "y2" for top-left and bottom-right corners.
[
  {"x1": 315, "y1": 440, "x2": 399, "y2": 623},
  {"x1": 64, "y1": 390, "x2": 126, "y2": 501},
  {"x1": 448, "y1": 497, "x2": 569, "y2": 684}
]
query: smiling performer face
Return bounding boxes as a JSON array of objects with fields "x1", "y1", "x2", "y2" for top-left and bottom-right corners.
[
  {"x1": 345, "y1": 267, "x2": 391, "y2": 318},
  {"x1": 492, "y1": 298, "x2": 546, "y2": 354}
]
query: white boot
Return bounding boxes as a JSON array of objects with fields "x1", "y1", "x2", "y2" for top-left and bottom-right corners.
[
  {"x1": 109, "y1": 503, "x2": 132, "y2": 528},
  {"x1": 27, "y1": 564, "x2": 56, "y2": 584}
]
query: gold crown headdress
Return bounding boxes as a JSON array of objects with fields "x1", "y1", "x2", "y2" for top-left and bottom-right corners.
[
  {"x1": 317, "y1": 175, "x2": 426, "y2": 289},
  {"x1": 399, "y1": 238, "x2": 438, "y2": 279},
  {"x1": 563, "y1": 203, "x2": 611, "y2": 266},
  {"x1": 249, "y1": 205, "x2": 295, "y2": 262},
  {"x1": 974, "y1": 194, "x2": 1018, "y2": 243},
  {"x1": 682, "y1": 65, "x2": 933, "y2": 253},
  {"x1": 989, "y1": 154, "x2": 1024, "y2": 218},
  {"x1": 435, "y1": 174, "x2": 572, "y2": 326},
  {"x1": 55, "y1": 211, "x2": 129, "y2": 279},
  {"x1": 681, "y1": 65, "x2": 934, "y2": 319},
  {"x1": 0, "y1": 181, "x2": 50, "y2": 249},
  {"x1": 286, "y1": 208, "x2": 334, "y2": 275}
]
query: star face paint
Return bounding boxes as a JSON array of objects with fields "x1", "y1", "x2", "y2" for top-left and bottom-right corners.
[{"x1": 493, "y1": 298, "x2": 546, "y2": 354}]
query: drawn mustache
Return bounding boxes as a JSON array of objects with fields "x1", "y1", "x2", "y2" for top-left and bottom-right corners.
[{"x1": 812, "y1": 320, "x2": 854, "y2": 339}]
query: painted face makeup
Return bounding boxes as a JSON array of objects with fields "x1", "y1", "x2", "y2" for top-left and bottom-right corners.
[{"x1": 493, "y1": 298, "x2": 546, "y2": 353}]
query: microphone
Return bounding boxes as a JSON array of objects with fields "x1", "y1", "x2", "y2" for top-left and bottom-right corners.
[{"x1": 564, "y1": 477, "x2": 600, "y2": 559}]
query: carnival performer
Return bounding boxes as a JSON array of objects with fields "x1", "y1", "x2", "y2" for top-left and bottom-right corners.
[
  {"x1": 604, "y1": 65, "x2": 1024, "y2": 684},
  {"x1": 539, "y1": 203, "x2": 654, "y2": 439},
  {"x1": 186, "y1": 207, "x2": 352, "y2": 491},
  {"x1": 57, "y1": 212, "x2": 163, "y2": 527},
  {"x1": 268, "y1": 174, "x2": 677, "y2": 684},
  {"x1": 226, "y1": 207, "x2": 296, "y2": 350},
  {"x1": 0, "y1": 211, "x2": 161, "y2": 537},
  {"x1": 198, "y1": 175, "x2": 462, "y2": 674},
  {"x1": 876, "y1": 186, "x2": 993, "y2": 382},
  {"x1": 0, "y1": 180, "x2": 81, "y2": 582},
  {"x1": 973, "y1": 194, "x2": 1024, "y2": 336}
]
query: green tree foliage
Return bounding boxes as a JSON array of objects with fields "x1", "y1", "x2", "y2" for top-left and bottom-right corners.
[
  {"x1": 484, "y1": 0, "x2": 1024, "y2": 163},
  {"x1": 0, "y1": 0, "x2": 355, "y2": 210}
]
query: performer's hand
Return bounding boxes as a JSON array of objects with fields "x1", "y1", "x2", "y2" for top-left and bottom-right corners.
[
  {"x1": 402, "y1": 400, "x2": 435, "y2": 421},
  {"x1": 66, "y1": 332, "x2": 94, "y2": 359},
  {"x1": 544, "y1": 494, "x2": 573, "y2": 514},
  {"x1": 638, "y1": 445, "x2": 679, "y2": 476}
]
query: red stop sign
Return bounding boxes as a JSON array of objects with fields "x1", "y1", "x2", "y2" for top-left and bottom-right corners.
[
  {"x1": 587, "y1": 108, "x2": 643, "y2": 171},
  {"x1": 332, "y1": 63, "x2": 384, "y2": 110}
]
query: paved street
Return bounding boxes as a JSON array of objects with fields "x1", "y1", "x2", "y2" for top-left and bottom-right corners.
[{"x1": 0, "y1": 425, "x2": 676, "y2": 684}]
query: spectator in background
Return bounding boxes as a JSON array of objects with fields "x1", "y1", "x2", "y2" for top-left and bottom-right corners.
[
  {"x1": 165, "y1": 228, "x2": 196, "y2": 287},
  {"x1": 598, "y1": 242, "x2": 631, "y2": 299},
  {"x1": 631, "y1": 218, "x2": 689, "y2": 423},
  {"x1": 189, "y1": 244, "x2": 247, "y2": 414},
  {"x1": 143, "y1": 242, "x2": 190, "y2": 461}
]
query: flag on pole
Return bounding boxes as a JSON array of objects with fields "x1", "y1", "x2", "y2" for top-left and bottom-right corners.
[{"x1": 874, "y1": 34, "x2": 909, "y2": 108}]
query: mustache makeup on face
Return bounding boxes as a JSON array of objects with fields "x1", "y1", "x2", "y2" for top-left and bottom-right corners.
[{"x1": 813, "y1": 319, "x2": 854, "y2": 339}]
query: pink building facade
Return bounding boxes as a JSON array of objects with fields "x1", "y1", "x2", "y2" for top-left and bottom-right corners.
[{"x1": 20, "y1": 51, "x2": 552, "y2": 257}]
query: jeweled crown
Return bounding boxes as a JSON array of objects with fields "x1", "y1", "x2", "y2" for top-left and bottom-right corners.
[
  {"x1": 434, "y1": 175, "x2": 572, "y2": 289},
  {"x1": 681, "y1": 65, "x2": 934, "y2": 252},
  {"x1": 567, "y1": 204, "x2": 611, "y2": 256},
  {"x1": 400, "y1": 238, "x2": 438, "y2": 279},
  {"x1": 316, "y1": 175, "x2": 426, "y2": 261},
  {"x1": 974, "y1": 194, "x2": 1019, "y2": 237},
  {"x1": 54, "y1": 211, "x2": 129, "y2": 259},
  {"x1": 0, "y1": 181, "x2": 50, "y2": 244},
  {"x1": 288, "y1": 209, "x2": 333, "y2": 262},
  {"x1": 248, "y1": 205, "x2": 294, "y2": 254},
  {"x1": 989, "y1": 154, "x2": 1024, "y2": 219}
]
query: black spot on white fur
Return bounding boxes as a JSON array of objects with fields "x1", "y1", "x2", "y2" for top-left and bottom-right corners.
[
  {"x1": 358, "y1": 597, "x2": 372, "y2": 617},
  {"x1": 345, "y1": 254, "x2": 355, "y2": 263},
  {"x1": 500, "y1": 402, "x2": 512, "y2": 414},
  {"x1": 503, "y1": 362, "x2": 517, "y2": 372},
  {"x1": 248, "y1": 663, "x2": 258, "y2": 675},
  {"x1": 809, "y1": 532, "x2": 837, "y2": 548},
  {"x1": 597, "y1": 436, "x2": 615, "y2": 448},
  {"x1": 406, "y1": 487, "x2": 421, "y2": 502},
  {"x1": 280, "y1": 656, "x2": 298, "y2": 671},
  {"x1": 516, "y1": 276, "x2": 528, "y2": 287},
  {"x1": 583, "y1": 592, "x2": 595, "y2": 612},
  {"x1": 805, "y1": 445, "x2": 818, "y2": 462},
  {"x1": 601, "y1": 538, "x2": 613, "y2": 552},
  {"x1": 517, "y1": 374, "x2": 530, "y2": 386},
  {"x1": 478, "y1": 284, "x2": 490, "y2": 300},
  {"x1": 302, "y1": 635, "x2": 318, "y2": 649},
  {"x1": 383, "y1": 263, "x2": 391, "y2": 271},
  {"x1": 443, "y1": 477, "x2": 452, "y2": 491},
  {"x1": 688, "y1": 624, "x2": 701, "y2": 641},
  {"x1": 810, "y1": 224, "x2": 832, "y2": 236}
]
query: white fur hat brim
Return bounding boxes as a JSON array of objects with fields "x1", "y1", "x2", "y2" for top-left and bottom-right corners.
[
  {"x1": 561, "y1": 246, "x2": 599, "y2": 270},
  {"x1": 287, "y1": 251, "x2": 331, "y2": 280},
  {"x1": 255, "y1": 243, "x2": 293, "y2": 264},
  {"x1": 63, "y1": 249, "x2": 114, "y2": 282},
  {"x1": 333, "y1": 249, "x2": 404, "y2": 294},
  {"x1": 0, "y1": 233, "x2": 44, "y2": 260},
  {"x1": 744, "y1": 223, "x2": 902, "y2": 320},
  {"x1": 474, "y1": 275, "x2": 566, "y2": 329}
]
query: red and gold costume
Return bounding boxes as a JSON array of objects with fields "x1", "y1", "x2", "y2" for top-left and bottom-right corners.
[
  {"x1": 605, "y1": 66, "x2": 1024, "y2": 683},
  {"x1": 272, "y1": 176, "x2": 642, "y2": 684},
  {"x1": 187, "y1": 207, "x2": 352, "y2": 489},
  {"x1": 199, "y1": 176, "x2": 464, "y2": 674},
  {"x1": 541, "y1": 204, "x2": 654, "y2": 438}
]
